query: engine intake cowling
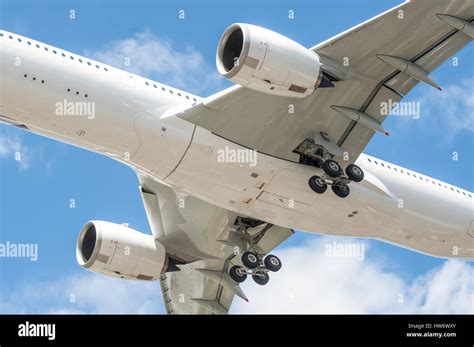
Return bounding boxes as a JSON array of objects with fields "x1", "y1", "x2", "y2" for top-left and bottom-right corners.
[
  {"x1": 76, "y1": 220, "x2": 167, "y2": 281},
  {"x1": 217, "y1": 23, "x2": 323, "y2": 98}
]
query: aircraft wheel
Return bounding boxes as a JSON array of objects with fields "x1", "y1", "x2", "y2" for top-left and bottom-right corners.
[
  {"x1": 229, "y1": 265, "x2": 247, "y2": 283},
  {"x1": 331, "y1": 184, "x2": 350, "y2": 198},
  {"x1": 252, "y1": 271, "x2": 270, "y2": 286},
  {"x1": 322, "y1": 159, "x2": 342, "y2": 178},
  {"x1": 242, "y1": 251, "x2": 260, "y2": 269},
  {"x1": 264, "y1": 254, "x2": 282, "y2": 272},
  {"x1": 346, "y1": 164, "x2": 364, "y2": 182},
  {"x1": 308, "y1": 175, "x2": 328, "y2": 194}
]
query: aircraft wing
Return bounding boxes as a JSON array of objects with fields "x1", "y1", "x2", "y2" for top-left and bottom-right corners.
[
  {"x1": 178, "y1": 0, "x2": 473, "y2": 163},
  {"x1": 137, "y1": 174, "x2": 294, "y2": 314}
]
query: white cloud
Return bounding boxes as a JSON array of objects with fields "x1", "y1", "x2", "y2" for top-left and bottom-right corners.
[
  {"x1": 87, "y1": 29, "x2": 223, "y2": 95},
  {"x1": 0, "y1": 129, "x2": 32, "y2": 171},
  {"x1": 231, "y1": 238, "x2": 474, "y2": 314},
  {"x1": 0, "y1": 272, "x2": 163, "y2": 314},
  {"x1": 395, "y1": 78, "x2": 474, "y2": 142}
]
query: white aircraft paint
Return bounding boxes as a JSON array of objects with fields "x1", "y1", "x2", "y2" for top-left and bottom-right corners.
[{"x1": 0, "y1": 29, "x2": 473, "y2": 259}]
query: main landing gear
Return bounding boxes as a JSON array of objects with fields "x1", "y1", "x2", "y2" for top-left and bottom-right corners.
[
  {"x1": 228, "y1": 218, "x2": 282, "y2": 286},
  {"x1": 294, "y1": 134, "x2": 364, "y2": 199},
  {"x1": 308, "y1": 160, "x2": 364, "y2": 198},
  {"x1": 229, "y1": 252, "x2": 281, "y2": 285}
]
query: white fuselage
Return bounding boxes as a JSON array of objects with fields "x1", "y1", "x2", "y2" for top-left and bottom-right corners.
[{"x1": 1, "y1": 30, "x2": 473, "y2": 259}]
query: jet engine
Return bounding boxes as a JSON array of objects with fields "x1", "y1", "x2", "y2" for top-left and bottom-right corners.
[
  {"x1": 216, "y1": 23, "x2": 324, "y2": 98},
  {"x1": 76, "y1": 220, "x2": 167, "y2": 280}
]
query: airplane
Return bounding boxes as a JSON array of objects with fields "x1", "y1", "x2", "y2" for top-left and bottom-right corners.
[{"x1": 0, "y1": 0, "x2": 473, "y2": 314}]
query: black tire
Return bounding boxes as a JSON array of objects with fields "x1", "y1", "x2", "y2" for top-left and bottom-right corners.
[
  {"x1": 252, "y1": 271, "x2": 270, "y2": 286},
  {"x1": 264, "y1": 254, "x2": 282, "y2": 272},
  {"x1": 242, "y1": 251, "x2": 259, "y2": 269},
  {"x1": 346, "y1": 164, "x2": 364, "y2": 182},
  {"x1": 229, "y1": 265, "x2": 247, "y2": 283},
  {"x1": 331, "y1": 184, "x2": 350, "y2": 198},
  {"x1": 308, "y1": 175, "x2": 327, "y2": 194},
  {"x1": 322, "y1": 159, "x2": 342, "y2": 178}
]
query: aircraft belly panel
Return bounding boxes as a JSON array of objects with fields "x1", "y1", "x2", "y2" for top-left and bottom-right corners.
[{"x1": 133, "y1": 113, "x2": 195, "y2": 179}]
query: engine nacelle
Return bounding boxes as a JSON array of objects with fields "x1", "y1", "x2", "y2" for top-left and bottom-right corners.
[
  {"x1": 76, "y1": 220, "x2": 167, "y2": 281},
  {"x1": 217, "y1": 23, "x2": 322, "y2": 98}
]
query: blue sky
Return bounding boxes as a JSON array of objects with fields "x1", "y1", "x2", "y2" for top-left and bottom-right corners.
[{"x1": 0, "y1": 0, "x2": 472, "y2": 313}]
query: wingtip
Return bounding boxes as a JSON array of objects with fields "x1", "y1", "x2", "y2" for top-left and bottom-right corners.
[
  {"x1": 385, "y1": 131, "x2": 390, "y2": 136},
  {"x1": 438, "y1": 87, "x2": 443, "y2": 91}
]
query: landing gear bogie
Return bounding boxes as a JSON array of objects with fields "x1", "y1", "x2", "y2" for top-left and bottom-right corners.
[
  {"x1": 228, "y1": 218, "x2": 284, "y2": 286},
  {"x1": 229, "y1": 249, "x2": 283, "y2": 286},
  {"x1": 307, "y1": 158, "x2": 364, "y2": 198}
]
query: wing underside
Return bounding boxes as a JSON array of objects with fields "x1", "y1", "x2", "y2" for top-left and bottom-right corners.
[
  {"x1": 178, "y1": 0, "x2": 473, "y2": 164},
  {"x1": 138, "y1": 175, "x2": 293, "y2": 314}
]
